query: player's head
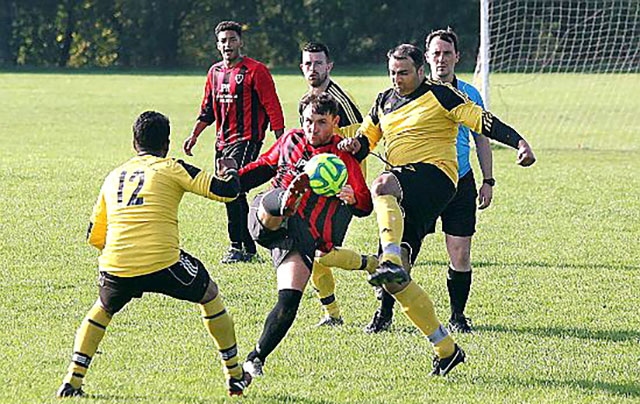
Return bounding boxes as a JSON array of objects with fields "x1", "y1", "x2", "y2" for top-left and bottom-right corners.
[
  {"x1": 300, "y1": 42, "x2": 334, "y2": 89},
  {"x1": 215, "y1": 21, "x2": 243, "y2": 64},
  {"x1": 386, "y1": 44, "x2": 425, "y2": 95},
  {"x1": 299, "y1": 92, "x2": 340, "y2": 146},
  {"x1": 133, "y1": 111, "x2": 170, "y2": 157},
  {"x1": 425, "y1": 28, "x2": 460, "y2": 82}
]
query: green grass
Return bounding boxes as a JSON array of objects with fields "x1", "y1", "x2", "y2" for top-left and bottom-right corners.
[{"x1": 1, "y1": 71, "x2": 639, "y2": 403}]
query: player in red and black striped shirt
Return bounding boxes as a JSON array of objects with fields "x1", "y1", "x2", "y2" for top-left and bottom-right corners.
[
  {"x1": 237, "y1": 93, "x2": 372, "y2": 377},
  {"x1": 183, "y1": 21, "x2": 285, "y2": 264}
]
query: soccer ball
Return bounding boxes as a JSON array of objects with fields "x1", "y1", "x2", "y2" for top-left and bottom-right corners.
[{"x1": 304, "y1": 153, "x2": 348, "y2": 197}]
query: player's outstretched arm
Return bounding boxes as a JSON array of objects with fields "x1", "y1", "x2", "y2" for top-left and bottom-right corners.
[{"x1": 481, "y1": 111, "x2": 536, "y2": 167}]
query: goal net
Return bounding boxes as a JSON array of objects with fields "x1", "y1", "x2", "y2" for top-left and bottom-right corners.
[{"x1": 475, "y1": 0, "x2": 640, "y2": 150}]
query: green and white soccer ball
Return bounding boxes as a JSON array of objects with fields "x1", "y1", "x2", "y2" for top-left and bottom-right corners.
[{"x1": 304, "y1": 153, "x2": 348, "y2": 197}]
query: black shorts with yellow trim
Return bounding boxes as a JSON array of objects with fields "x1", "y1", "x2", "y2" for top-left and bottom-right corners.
[
  {"x1": 388, "y1": 162, "x2": 456, "y2": 264},
  {"x1": 98, "y1": 250, "x2": 211, "y2": 314},
  {"x1": 248, "y1": 192, "x2": 316, "y2": 271},
  {"x1": 427, "y1": 170, "x2": 478, "y2": 237}
]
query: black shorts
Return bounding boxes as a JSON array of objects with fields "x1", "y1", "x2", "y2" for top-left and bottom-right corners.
[
  {"x1": 98, "y1": 250, "x2": 211, "y2": 314},
  {"x1": 248, "y1": 192, "x2": 316, "y2": 271},
  {"x1": 215, "y1": 140, "x2": 262, "y2": 170},
  {"x1": 427, "y1": 170, "x2": 478, "y2": 237},
  {"x1": 388, "y1": 162, "x2": 456, "y2": 264}
]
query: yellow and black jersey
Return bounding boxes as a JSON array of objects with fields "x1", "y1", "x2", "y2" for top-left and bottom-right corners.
[
  {"x1": 359, "y1": 79, "x2": 485, "y2": 184},
  {"x1": 87, "y1": 154, "x2": 239, "y2": 277}
]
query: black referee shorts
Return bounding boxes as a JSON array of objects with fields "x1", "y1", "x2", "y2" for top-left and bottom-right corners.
[
  {"x1": 427, "y1": 170, "x2": 478, "y2": 237},
  {"x1": 387, "y1": 162, "x2": 456, "y2": 264},
  {"x1": 98, "y1": 250, "x2": 211, "y2": 315},
  {"x1": 248, "y1": 192, "x2": 316, "y2": 271}
]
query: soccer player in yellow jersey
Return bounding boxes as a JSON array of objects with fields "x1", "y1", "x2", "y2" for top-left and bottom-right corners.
[
  {"x1": 299, "y1": 41, "x2": 378, "y2": 327},
  {"x1": 57, "y1": 111, "x2": 252, "y2": 398},
  {"x1": 339, "y1": 44, "x2": 536, "y2": 375}
]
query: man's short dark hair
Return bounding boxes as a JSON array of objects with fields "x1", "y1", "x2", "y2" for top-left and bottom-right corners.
[
  {"x1": 299, "y1": 92, "x2": 339, "y2": 117},
  {"x1": 387, "y1": 44, "x2": 425, "y2": 70},
  {"x1": 302, "y1": 41, "x2": 331, "y2": 62},
  {"x1": 425, "y1": 28, "x2": 459, "y2": 53},
  {"x1": 215, "y1": 21, "x2": 243, "y2": 38},
  {"x1": 133, "y1": 111, "x2": 170, "y2": 152}
]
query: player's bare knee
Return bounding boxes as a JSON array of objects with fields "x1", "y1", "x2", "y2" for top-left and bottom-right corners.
[
  {"x1": 258, "y1": 204, "x2": 285, "y2": 230},
  {"x1": 371, "y1": 174, "x2": 401, "y2": 198},
  {"x1": 199, "y1": 280, "x2": 219, "y2": 304}
]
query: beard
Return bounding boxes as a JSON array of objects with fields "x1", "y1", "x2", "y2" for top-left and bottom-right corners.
[{"x1": 308, "y1": 73, "x2": 327, "y2": 88}]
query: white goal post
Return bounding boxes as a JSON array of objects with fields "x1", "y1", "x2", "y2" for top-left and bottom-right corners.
[{"x1": 475, "y1": 0, "x2": 640, "y2": 150}]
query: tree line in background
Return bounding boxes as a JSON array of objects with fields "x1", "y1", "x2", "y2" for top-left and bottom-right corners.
[{"x1": 0, "y1": 0, "x2": 480, "y2": 69}]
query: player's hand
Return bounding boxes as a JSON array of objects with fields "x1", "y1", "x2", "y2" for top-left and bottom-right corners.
[
  {"x1": 216, "y1": 157, "x2": 238, "y2": 177},
  {"x1": 478, "y1": 183, "x2": 493, "y2": 210},
  {"x1": 183, "y1": 134, "x2": 199, "y2": 156},
  {"x1": 338, "y1": 138, "x2": 361, "y2": 154},
  {"x1": 516, "y1": 140, "x2": 536, "y2": 167},
  {"x1": 337, "y1": 184, "x2": 356, "y2": 205}
]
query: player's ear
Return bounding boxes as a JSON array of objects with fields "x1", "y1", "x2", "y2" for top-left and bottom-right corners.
[
  {"x1": 327, "y1": 61, "x2": 334, "y2": 73},
  {"x1": 455, "y1": 52, "x2": 460, "y2": 63},
  {"x1": 331, "y1": 113, "x2": 340, "y2": 127}
]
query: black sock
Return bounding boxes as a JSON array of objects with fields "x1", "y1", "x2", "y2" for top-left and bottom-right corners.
[
  {"x1": 380, "y1": 288, "x2": 395, "y2": 317},
  {"x1": 252, "y1": 289, "x2": 302, "y2": 361},
  {"x1": 261, "y1": 189, "x2": 285, "y2": 217},
  {"x1": 447, "y1": 266, "x2": 472, "y2": 318}
]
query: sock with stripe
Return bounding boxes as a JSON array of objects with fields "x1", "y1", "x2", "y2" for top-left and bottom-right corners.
[
  {"x1": 62, "y1": 301, "x2": 112, "y2": 389},
  {"x1": 373, "y1": 195, "x2": 404, "y2": 266},
  {"x1": 200, "y1": 294, "x2": 242, "y2": 380},
  {"x1": 392, "y1": 281, "x2": 455, "y2": 359},
  {"x1": 310, "y1": 261, "x2": 340, "y2": 319}
]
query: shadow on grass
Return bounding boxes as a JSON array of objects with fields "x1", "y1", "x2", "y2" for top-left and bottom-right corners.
[
  {"x1": 260, "y1": 393, "x2": 337, "y2": 404},
  {"x1": 499, "y1": 376, "x2": 640, "y2": 399},
  {"x1": 418, "y1": 259, "x2": 639, "y2": 271},
  {"x1": 474, "y1": 323, "x2": 640, "y2": 343}
]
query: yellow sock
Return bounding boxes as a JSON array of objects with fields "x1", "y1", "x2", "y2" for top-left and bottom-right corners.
[
  {"x1": 317, "y1": 248, "x2": 362, "y2": 270},
  {"x1": 373, "y1": 195, "x2": 404, "y2": 266},
  {"x1": 63, "y1": 302, "x2": 112, "y2": 389},
  {"x1": 200, "y1": 294, "x2": 242, "y2": 380},
  {"x1": 393, "y1": 281, "x2": 455, "y2": 359},
  {"x1": 311, "y1": 261, "x2": 340, "y2": 318}
]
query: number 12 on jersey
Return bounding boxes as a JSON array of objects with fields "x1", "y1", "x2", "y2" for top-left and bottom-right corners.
[{"x1": 117, "y1": 170, "x2": 145, "y2": 206}]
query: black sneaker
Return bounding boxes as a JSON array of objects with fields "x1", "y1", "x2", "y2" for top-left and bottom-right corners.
[
  {"x1": 367, "y1": 261, "x2": 410, "y2": 286},
  {"x1": 280, "y1": 173, "x2": 310, "y2": 217},
  {"x1": 242, "y1": 357, "x2": 264, "y2": 378},
  {"x1": 315, "y1": 315, "x2": 344, "y2": 327},
  {"x1": 241, "y1": 251, "x2": 258, "y2": 263},
  {"x1": 431, "y1": 344, "x2": 466, "y2": 376},
  {"x1": 363, "y1": 308, "x2": 393, "y2": 334},
  {"x1": 221, "y1": 247, "x2": 244, "y2": 264},
  {"x1": 448, "y1": 314, "x2": 473, "y2": 333},
  {"x1": 56, "y1": 383, "x2": 85, "y2": 398},
  {"x1": 228, "y1": 371, "x2": 252, "y2": 396}
]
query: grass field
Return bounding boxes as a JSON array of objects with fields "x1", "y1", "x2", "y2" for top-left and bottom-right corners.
[{"x1": 1, "y1": 71, "x2": 639, "y2": 403}]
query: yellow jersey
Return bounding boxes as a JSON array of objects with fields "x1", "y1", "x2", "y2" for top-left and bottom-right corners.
[
  {"x1": 87, "y1": 154, "x2": 238, "y2": 277},
  {"x1": 359, "y1": 79, "x2": 484, "y2": 184}
]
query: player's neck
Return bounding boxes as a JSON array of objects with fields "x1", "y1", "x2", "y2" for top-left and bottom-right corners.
[
  {"x1": 224, "y1": 55, "x2": 244, "y2": 68},
  {"x1": 309, "y1": 79, "x2": 331, "y2": 95},
  {"x1": 431, "y1": 73, "x2": 454, "y2": 84}
]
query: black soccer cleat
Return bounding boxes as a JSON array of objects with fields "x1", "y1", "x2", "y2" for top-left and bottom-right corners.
[
  {"x1": 367, "y1": 261, "x2": 410, "y2": 286},
  {"x1": 431, "y1": 344, "x2": 466, "y2": 376},
  {"x1": 448, "y1": 314, "x2": 473, "y2": 334},
  {"x1": 280, "y1": 173, "x2": 310, "y2": 217},
  {"x1": 242, "y1": 357, "x2": 264, "y2": 378},
  {"x1": 221, "y1": 247, "x2": 245, "y2": 264},
  {"x1": 228, "y1": 371, "x2": 252, "y2": 397},
  {"x1": 56, "y1": 383, "x2": 85, "y2": 398},
  {"x1": 363, "y1": 308, "x2": 393, "y2": 334},
  {"x1": 315, "y1": 315, "x2": 344, "y2": 327}
]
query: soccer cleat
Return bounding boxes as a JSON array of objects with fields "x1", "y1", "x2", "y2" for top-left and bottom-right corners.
[
  {"x1": 431, "y1": 344, "x2": 466, "y2": 376},
  {"x1": 56, "y1": 383, "x2": 85, "y2": 398},
  {"x1": 280, "y1": 172, "x2": 310, "y2": 217},
  {"x1": 363, "y1": 308, "x2": 393, "y2": 334},
  {"x1": 221, "y1": 247, "x2": 245, "y2": 264},
  {"x1": 228, "y1": 371, "x2": 252, "y2": 397},
  {"x1": 448, "y1": 314, "x2": 473, "y2": 334},
  {"x1": 315, "y1": 315, "x2": 344, "y2": 327},
  {"x1": 242, "y1": 357, "x2": 264, "y2": 378},
  {"x1": 241, "y1": 251, "x2": 258, "y2": 263},
  {"x1": 367, "y1": 261, "x2": 410, "y2": 286}
]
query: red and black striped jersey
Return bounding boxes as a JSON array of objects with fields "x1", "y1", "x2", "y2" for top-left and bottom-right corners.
[
  {"x1": 239, "y1": 129, "x2": 372, "y2": 251},
  {"x1": 197, "y1": 57, "x2": 285, "y2": 150}
]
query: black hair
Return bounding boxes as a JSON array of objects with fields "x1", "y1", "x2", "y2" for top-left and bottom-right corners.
[
  {"x1": 386, "y1": 44, "x2": 425, "y2": 70},
  {"x1": 133, "y1": 111, "x2": 170, "y2": 152},
  {"x1": 425, "y1": 28, "x2": 459, "y2": 53},
  {"x1": 215, "y1": 21, "x2": 243, "y2": 38},
  {"x1": 302, "y1": 41, "x2": 331, "y2": 62},
  {"x1": 299, "y1": 92, "x2": 339, "y2": 117}
]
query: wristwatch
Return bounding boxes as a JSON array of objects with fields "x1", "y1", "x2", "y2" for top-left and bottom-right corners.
[{"x1": 482, "y1": 178, "x2": 496, "y2": 186}]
